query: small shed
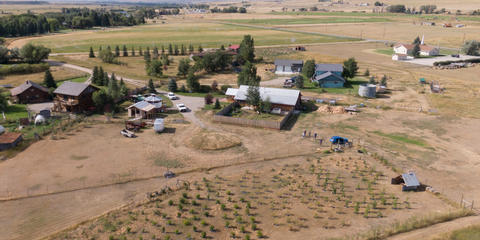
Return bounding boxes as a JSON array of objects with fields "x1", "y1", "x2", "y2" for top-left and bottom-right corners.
[
  {"x1": 391, "y1": 172, "x2": 421, "y2": 191},
  {"x1": 0, "y1": 132, "x2": 23, "y2": 151}
]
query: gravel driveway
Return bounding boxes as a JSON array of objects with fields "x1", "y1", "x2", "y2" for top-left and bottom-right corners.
[{"x1": 158, "y1": 91, "x2": 206, "y2": 128}]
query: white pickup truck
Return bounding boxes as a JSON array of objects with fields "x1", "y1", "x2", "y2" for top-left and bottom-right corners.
[
  {"x1": 167, "y1": 92, "x2": 178, "y2": 100},
  {"x1": 176, "y1": 103, "x2": 188, "y2": 112}
]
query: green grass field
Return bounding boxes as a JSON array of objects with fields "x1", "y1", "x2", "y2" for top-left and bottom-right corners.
[
  {"x1": 372, "y1": 130, "x2": 429, "y2": 148},
  {"x1": 57, "y1": 75, "x2": 89, "y2": 85},
  {"x1": 302, "y1": 77, "x2": 367, "y2": 95},
  {"x1": 29, "y1": 22, "x2": 357, "y2": 53},
  {"x1": 223, "y1": 17, "x2": 391, "y2": 25},
  {"x1": 4, "y1": 104, "x2": 28, "y2": 120}
]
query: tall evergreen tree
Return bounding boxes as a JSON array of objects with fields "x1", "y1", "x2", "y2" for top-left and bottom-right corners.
[
  {"x1": 413, "y1": 36, "x2": 421, "y2": 44},
  {"x1": 144, "y1": 47, "x2": 151, "y2": 61},
  {"x1": 119, "y1": 78, "x2": 128, "y2": 97},
  {"x1": 114, "y1": 45, "x2": 120, "y2": 57},
  {"x1": 239, "y1": 35, "x2": 255, "y2": 64},
  {"x1": 168, "y1": 44, "x2": 173, "y2": 55},
  {"x1": 198, "y1": 45, "x2": 203, "y2": 53},
  {"x1": 131, "y1": 46, "x2": 135, "y2": 56},
  {"x1": 122, "y1": 45, "x2": 128, "y2": 57},
  {"x1": 302, "y1": 59, "x2": 316, "y2": 79},
  {"x1": 98, "y1": 66, "x2": 105, "y2": 85},
  {"x1": 168, "y1": 78, "x2": 178, "y2": 92},
  {"x1": 412, "y1": 43, "x2": 421, "y2": 58},
  {"x1": 43, "y1": 69, "x2": 56, "y2": 88},
  {"x1": 246, "y1": 85, "x2": 261, "y2": 110},
  {"x1": 148, "y1": 79, "x2": 156, "y2": 93},
  {"x1": 153, "y1": 47, "x2": 159, "y2": 59},
  {"x1": 103, "y1": 71, "x2": 109, "y2": 86},
  {"x1": 237, "y1": 61, "x2": 261, "y2": 86},
  {"x1": 92, "y1": 66, "x2": 99, "y2": 85},
  {"x1": 189, "y1": 44, "x2": 194, "y2": 54},
  {"x1": 108, "y1": 72, "x2": 120, "y2": 100},
  {"x1": 186, "y1": 69, "x2": 199, "y2": 92},
  {"x1": 98, "y1": 46, "x2": 103, "y2": 52},
  {"x1": 89, "y1": 46, "x2": 95, "y2": 58},
  {"x1": 161, "y1": 45, "x2": 165, "y2": 54},
  {"x1": 139, "y1": 46, "x2": 143, "y2": 56},
  {"x1": 342, "y1": 57, "x2": 359, "y2": 80},
  {"x1": 174, "y1": 45, "x2": 179, "y2": 55},
  {"x1": 180, "y1": 44, "x2": 186, "y2": 55}
]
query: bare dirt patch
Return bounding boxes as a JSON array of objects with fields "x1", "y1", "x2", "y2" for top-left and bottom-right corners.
[{"x1": 187, "y1": 129, "x2": 242, "y2": 151}]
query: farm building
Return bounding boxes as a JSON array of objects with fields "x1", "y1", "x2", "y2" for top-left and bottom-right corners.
[
  {"x1": 226, "y1": 85, "x2": 301, "y2": 111},
  {"x1": 228, "y1": 44, "x2": 240, "y2": 53},
  {"x1": 391, "y1": 172, "x2": 421, "y2": 191},
  {"x1": 274, "y1": 59, "x2": 303, "y2": 75},
  {"x1": 312, "y1": 64, "x2": 345, "y2": 88},
  {"x1": 0, "y1": 131, "x2": 23, "y2": 151},
  {"x1": 393, "y1": 43, "x2": 439, "y2": 57},
  {"x1": 392, "y1": 54, "x2": 408, "y2": 61},
  {"x1": 126, "y1": 95, "x2": 165, "y2": 119},
  {"x1": 10, "y1": 81, "x2": 51, "y2": 104},
  {"x1": 52, "y1": 82, "x2": 98, "y2": 113}
]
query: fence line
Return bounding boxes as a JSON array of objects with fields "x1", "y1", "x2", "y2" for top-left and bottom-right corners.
[{"x1": 213, "y1": 103, "x2": 292, "y2": 130}]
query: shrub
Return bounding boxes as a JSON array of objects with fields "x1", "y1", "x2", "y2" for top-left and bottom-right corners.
[{"x1": 0, "y1": 63, "x2": 49, "y2": 75}]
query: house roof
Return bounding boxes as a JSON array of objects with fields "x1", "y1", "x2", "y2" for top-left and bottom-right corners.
[
  {"x1": 402, "y1": 172, "x2": 420, "y2": 187},
  {"x1": 228, "y1": 44, "x2": 240, "y2": 50},
  {"x1": 53, "y1": 81, "x2": 92, "y2": 97},
  {"x1": 394, "y1": 43, "x2": 438, "y2": 52},
  {"x1": 315, "y1": 64, "x2": 343, "y2": 73},
  {"x1": 10, "y1": 81, "x2": 49, "y2": 96},
  {"x1": 0, "y1": 132, "x2": 22, "y2": 144},
  {"x1": 144, "y1": 95, "x2": 162, "y2": 103},
  {"x1": 128, "y1": 101, "x2": 155, "y2": 112},
  {"x1": 274, "y1": 59, "x2": 303, "y2": 66},
  {"x1": 225, "y1": 88, "x2": 238, "y2": 96},
  {"x1": 232, "y1": 85, "x2": 301, "y2": 106},
  {"x1": 314, "y1": 71, "x2": 346, "y2": 82}
]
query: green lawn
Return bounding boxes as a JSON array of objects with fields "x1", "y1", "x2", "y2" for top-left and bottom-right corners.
[
  {"x1": 57, "y1": 75, "x2": 89, "y2": 85},
  {"x1": 302, "y1": 77, "x2": 367, "y2": 95},
  {"x1": 372, "y1": 130, "x2": 429, "y2": 148},
  {"x1": 223, "y1": 17, "x2": 391, "y2": 25},
  {"x1": 231, "y1": 109, "x2": 283, "y2": 121},
  {"x1": 375, "y1": 48, "x2": 394, "y2": 56},
  {"x1": 4, "y1": 104, "x2": 28, "y2": 120},
  {"x1": 29, "y1": 22, "x2": 356, "y2": 53}
]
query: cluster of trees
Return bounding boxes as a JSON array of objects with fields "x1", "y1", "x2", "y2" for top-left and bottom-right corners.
[
  {"x1": 135, "y1": 7, "x2": 180, "y2": 18},
  {"x1": 386, "y1": 4, "x2": 445, "y2": 14},
  {"x1": 0, "y1": 14, "x2": 56, "y2": 37},
  {"x1": 0, "y1": 43, "x2": 51, "y2": 64},
  {"x1": 210, "y1": 6, "x2": 247, "y2": 13},
  {"x1": 342, "y1": 58, "x2": 359, "y2": 80},
  {"x1": 411, "y1": 36, "x2": 422, "y2": 58},
  {"x1": 193, "y1": 50, "x2": 233, "y2": 73},
  {"x1": 0, "y1": 8, "x2": 147, "y2": 37},
  {"x1": 462, "y1": 40, "x2": 480, "y2": 56},
  {"x1": 91, "y1": 67, "x2": 128, "y2": 113}
]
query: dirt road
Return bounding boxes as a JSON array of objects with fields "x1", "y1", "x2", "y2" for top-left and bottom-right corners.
[{"x1": 387, "y1": 215, "x2": 480, "y2": 240}]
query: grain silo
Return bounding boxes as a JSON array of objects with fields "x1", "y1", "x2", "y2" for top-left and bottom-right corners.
[{"x1": 358, "y1": 84, "x2": 377, "y2": 98}]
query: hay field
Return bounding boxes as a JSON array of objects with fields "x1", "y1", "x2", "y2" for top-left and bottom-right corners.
[
  {"x1": 25, "y1": 20, "x2": 354, "y2": 53},
  {"x1": 0, "y1": 66, "x2": 86, "y2": 87}
]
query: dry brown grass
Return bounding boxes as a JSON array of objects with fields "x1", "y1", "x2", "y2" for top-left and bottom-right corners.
[{"x1": 0, "y1": 66, "x2": 87, "y2": 87}]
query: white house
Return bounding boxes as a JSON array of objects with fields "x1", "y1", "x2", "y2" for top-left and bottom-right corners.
[
  {"x1": 392, "y1": 54, "x2": 408, "y2": 61},
  {"x1": 393, "y1": 43, "x2": 439, "y2": 57}
]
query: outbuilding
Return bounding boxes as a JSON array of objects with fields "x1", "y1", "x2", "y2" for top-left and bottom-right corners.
[
  {"x1": 391, "y1": 172, "x2": 421, "y2": 191},
  {"x1": 226, "y1": 85, "x2": 302, "y2": 112},
  {"x1": 274, "y1": 59, "x2": 304, "y2": 75},
  {"x1": 10, "y1": 81, "x2": 51, "y2": 104},
  {"x1": 0, "y1": 132, "x2": 23, "y2": 151}
]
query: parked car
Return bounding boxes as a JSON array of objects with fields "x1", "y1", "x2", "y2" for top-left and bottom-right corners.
[
  {"x1": 176, "y1": 103, "x2": 188, "y2": 112},
  {"x1": 451, "y1": 54, "x2": 460, "y2": 58},
  {"x1": 167, "y1": 92, "x2": 178, "y2": 100}
]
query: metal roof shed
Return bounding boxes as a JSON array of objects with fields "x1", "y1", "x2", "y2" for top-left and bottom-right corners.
[{"x1": 401, "y1": 172, "x2": 420, "y2": 191}]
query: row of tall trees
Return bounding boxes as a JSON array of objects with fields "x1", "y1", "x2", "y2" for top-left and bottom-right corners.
[
  {"x1": 210, "y1": 6, "x2": 247, "y2": 13},
  {"x1": 0, "y1": 8, "x2": 146, "y2": 37},
  {"x1": 90, "y1": 43, "x2": 205, "y2": 60}
]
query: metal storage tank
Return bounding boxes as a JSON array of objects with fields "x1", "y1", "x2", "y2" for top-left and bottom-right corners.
[
  {"x1": 358, "y1": 84, "x2": 377, "y2": 98},
  {"x1": 154, "y1": 118, "x2": 165, "y2": 133}
]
